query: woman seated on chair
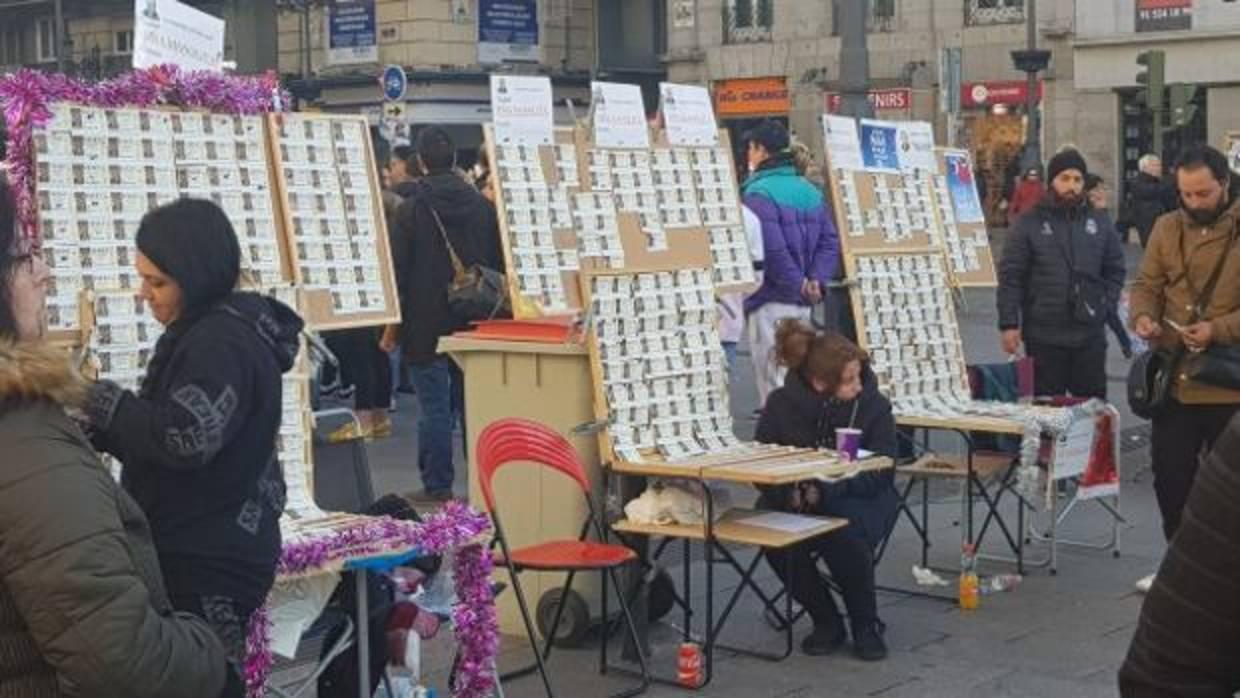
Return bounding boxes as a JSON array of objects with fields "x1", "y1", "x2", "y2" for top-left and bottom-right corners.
[{"x1": 756, "y1": 319, "x2": 898, "y2": 662}]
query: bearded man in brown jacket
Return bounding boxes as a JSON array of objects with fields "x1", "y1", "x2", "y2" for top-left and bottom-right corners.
[{"x1": 1129, "y1": 144, "x2": 1240, "y2": 542}]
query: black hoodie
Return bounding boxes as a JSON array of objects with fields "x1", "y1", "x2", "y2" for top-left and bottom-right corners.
[
  {"x1": 86, "y1": 292, "x2": 302, "y2": 586},
  {"x1": 391, "y1": 172, "x2": 504, "y2": 363},
  {"x1": 755, "y1": 365, "x2": 899, "y2": 546}
]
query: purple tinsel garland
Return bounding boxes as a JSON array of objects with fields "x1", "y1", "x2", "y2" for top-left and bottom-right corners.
[
  {"x1": 244, "y1": 500, "x2": 497, "y2": 698},
  {"x1": 0, "y1": 65, "x2": 286, "y2": 241}
]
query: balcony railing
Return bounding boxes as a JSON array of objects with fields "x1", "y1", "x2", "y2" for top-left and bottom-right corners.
[{"x1": 967, "y1": 0, "x2": 1025, "y2": 26}]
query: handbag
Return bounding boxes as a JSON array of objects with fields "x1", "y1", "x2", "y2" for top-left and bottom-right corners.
[
  {"x1": 1128, "y1": 226, "x2": 1239, "y2": 417},
  {"x1": 1050, "y1": 218, "x2": 1109, "y2": 326},
  {"x1": 425, "y1": 203, "x2": 511, "y2": 322}
]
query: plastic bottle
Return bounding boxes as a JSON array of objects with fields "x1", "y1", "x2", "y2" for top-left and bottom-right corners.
[
  {"x1": 981, "y1": 574, "x2": 1023, "y2": 595},
  {"x1": 958, "y1": 544, "x2": 980, "y2": 610},
  {"x1": 677, "y1": 642, "x2": 703, "y2": 688}
]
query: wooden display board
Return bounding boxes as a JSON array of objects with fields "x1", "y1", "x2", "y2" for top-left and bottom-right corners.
[
  {"x1": 824, "y1": 167, "x2": 939, "y2": 255},
  {"x1": 32, "y1": 104, "x2": 289, "y2": 344},
  {"x1": 485, "y1": 124, "x2": 753, "y2": 319},
  {"x1": 268, "y1": 113, "x2": 400, "y2": 330},
  {"x1": 930, "y1": 148, "x2": 997, "y2": 286},
  {"x1": 842, "y1": 248, "x2": 972, "y2": 412}
]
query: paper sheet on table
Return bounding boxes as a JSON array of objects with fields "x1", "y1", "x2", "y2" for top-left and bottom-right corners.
[
  {"x1": 267, "y1": 571, "x2": 341, "y2": 658},
  {"x1": 741, "y1": 512, "x2": 828, "y2": 534}
]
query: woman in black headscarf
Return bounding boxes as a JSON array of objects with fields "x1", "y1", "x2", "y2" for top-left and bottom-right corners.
[{"x1": 83, "y1": 199, "x2": 304, "y2": 688}]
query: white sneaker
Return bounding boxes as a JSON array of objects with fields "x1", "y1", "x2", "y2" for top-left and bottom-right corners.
[{"x1": 1135, "y1": 574, "x2": 1155, "y2": 593}]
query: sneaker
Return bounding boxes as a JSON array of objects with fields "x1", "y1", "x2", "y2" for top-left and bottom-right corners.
[
  {"x1": 326, "y1": 421, "x2": 371, "y2": 444},
  {"x1": 1135, "y1": 574, "x2": 1155, "y2": 594},
  {"x1": 852, "y1": 622, "x2": 888, "y2": 662},
  {"x1": 370, "y1": 417, "x2": 393, "y2": 439},
  {"x1": 801, "y1": 623, "x2": 847, "y2": 656}
]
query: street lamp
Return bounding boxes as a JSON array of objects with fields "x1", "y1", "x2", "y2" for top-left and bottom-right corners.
[{"x1": 1012, "y1": 0, "x2": 1050, "y2": 170}]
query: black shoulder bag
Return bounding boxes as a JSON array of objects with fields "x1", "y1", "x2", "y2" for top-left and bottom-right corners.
[
  {"x1": 1128, "y1": 227, "x2": 1239, "y2": 419},
  {"x1": 425, "y1": 203, "x2": 511, "y2": 322},
  {"x1": 1052, "y1": 214, "x2": 1108, "y2": 326}
]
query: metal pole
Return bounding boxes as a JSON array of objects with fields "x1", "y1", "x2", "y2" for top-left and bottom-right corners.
[
  {"x1": 837, "y1": 0, "x2": 873, "y2": 119},
  {"x1": 1022, "y1": 0, "x2": 1041, "y2": 170},
  {"x1": 53, "y1": 0, "x2": 65, "y2": 72}
]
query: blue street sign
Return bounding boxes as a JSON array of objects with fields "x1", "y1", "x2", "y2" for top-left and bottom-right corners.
[{"x1": 381, "y1": 64, "x2": 407, "y2": 102}]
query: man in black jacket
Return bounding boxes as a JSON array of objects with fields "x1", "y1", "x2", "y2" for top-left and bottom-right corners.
[
  {"x1": 996, "y1": 149, "x2": 1126, "y2": 399},
  {"x1": 381, "y1": 126, "x2": 504, "y2": 501},
  {"x1": 1126, "y1": 154, "x2": 1176, "y2": 248}
]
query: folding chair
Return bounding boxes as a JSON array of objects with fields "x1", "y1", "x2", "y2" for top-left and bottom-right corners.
[{"x1": 477, "y1": 418, "x2": 650, "y2": 698}]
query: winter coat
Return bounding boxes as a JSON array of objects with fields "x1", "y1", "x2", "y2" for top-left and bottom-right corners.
[
  {"x1": 754, "y1": 366, "x2": 898, "y2": 547},
  {"x1": 997, "y1": 195, "x2": 1127, "y2": 348},
  {"x1": 0, "y1": 341, "x2": 227, "y2": 698},
  {"x1": 85, "y1": 292, "x2": 302, "y2": 609},
  {"x1": 1129, "y1": 186, "x2": 1240, "y2": 405},
  {"x1": 391, "y1": 172, "x2": 504, "y2": 364},
  {"x1": 1119, "y1": 413, "x2": 1240, "y2": 696},
  {"x1": 1008, "y1": 179, "x2": 1044, "y2": 221},
  {"x1": 1126, "y1": 172, "x2": 1176, "y2": 247},
  {"x1": 741, "y1": 155, "x2": 840, "y2": 315}
]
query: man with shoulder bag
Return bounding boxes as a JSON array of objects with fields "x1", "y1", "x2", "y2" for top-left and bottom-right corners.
[
  {"x1": 996, "y1": 149, "x2": 1127, "y2": 398},
  {"x1": 382, "y1": 126, "x2": 505, "y2": 502},
  {"x1": 1130, "y1": 144, "x2": 1240, "y2": 543}
]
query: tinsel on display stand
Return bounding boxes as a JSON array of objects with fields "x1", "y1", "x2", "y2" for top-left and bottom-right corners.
[
  {"x1": 245, "y1": 501, "x2": 498, "y2": 698},
  {"x1": 0, "y1": 65, "x2": 286, "y2": 242}
]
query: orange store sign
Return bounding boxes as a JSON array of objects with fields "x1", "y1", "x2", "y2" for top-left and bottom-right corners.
[{"x1": 714, "y1": 77, "x2": 790, "y2": 117}]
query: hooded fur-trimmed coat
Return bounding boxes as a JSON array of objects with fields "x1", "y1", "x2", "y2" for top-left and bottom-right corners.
[{"x1": 0, "y1": 340, "x2": 227, "y2": 697}]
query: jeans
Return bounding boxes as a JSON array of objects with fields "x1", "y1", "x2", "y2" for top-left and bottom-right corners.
[{"x1": 409, "y1": 357, "x2": 461, "y2": 493}]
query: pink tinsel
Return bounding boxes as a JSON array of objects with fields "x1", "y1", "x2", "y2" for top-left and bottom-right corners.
[
  {"x1": 244, "y1": 501, "x2": 497, "y2": 698},
  {"x1": 0, "y1": 65, "x2": 286, "y2": 240}
]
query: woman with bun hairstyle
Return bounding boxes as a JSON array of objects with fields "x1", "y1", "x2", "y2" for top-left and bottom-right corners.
[{"x1": 756, "y1": 319, "x2": 898, "y2": 662}]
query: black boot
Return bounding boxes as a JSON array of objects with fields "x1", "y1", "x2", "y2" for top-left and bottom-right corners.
[
  {"x1": 801, "y1": 622, "x2": 847, "y2": 656},
  {"x1": 852, "y1": 620, "x2": 888, "y2": 661}
]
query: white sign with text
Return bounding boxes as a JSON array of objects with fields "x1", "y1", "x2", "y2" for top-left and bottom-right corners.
[
  {"x1": 660, "y1": 83, "x2": 718, "y2": 146},
  {"x1": 490, "y1": 75, "x2": 554, "y2": 146},
  {"x1": 133, "y1": 0, "x2": 225, "y2": 72},
  {"x1": 592, "y1": 81, "x2": 649, "y2": 149}
]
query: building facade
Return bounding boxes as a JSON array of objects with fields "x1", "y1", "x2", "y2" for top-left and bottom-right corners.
[
  {"x1": 665, "y1": 0, "x2": 1078, "y2": 217},
  {"x1": 1073, "y1": 0, "x2": 1240, "y2": 191},
  {"x1": 277, "y1": 0, "x2": 666, "y2": 160},
  {"x1": 0, "y1": 0, "x2": 277, "y2": 79}
]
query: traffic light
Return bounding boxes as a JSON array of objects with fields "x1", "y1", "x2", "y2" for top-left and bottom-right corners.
[
  {"x1": 1168, "y1": 84, "x2": 1200, "y2": 128},
  {"x1": 1135, "y1": 50, "x2": 1166, "y2": 110}
]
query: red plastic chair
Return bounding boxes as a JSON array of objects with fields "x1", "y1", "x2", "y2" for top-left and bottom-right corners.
[{"x1": 477, "y1": 418, "x2": 649, "y2": 698}]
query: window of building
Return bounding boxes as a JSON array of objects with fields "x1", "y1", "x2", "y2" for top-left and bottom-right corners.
[
  {"x1": 35, "y1": 17, "x2": 57, "y2": 62},
  {"x1": 967, "y1": 0, "x2": 1025, "y2": 26},
  {"x1": 724, "y1": 0, "x2": 773, "y2": 44},
  {"x1": 831, "y1": 0, "x2": 898, "y2": 35},
  {"x1": 114, "y1": 29, "x2": 133, "y2": 54},
  {"x1": 1, "y1": 26, "x2": 25, "y2": 65}
]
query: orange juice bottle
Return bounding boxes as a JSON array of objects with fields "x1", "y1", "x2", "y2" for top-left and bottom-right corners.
[{"x1": 959, "y1": 543, "x2": 980, "y2": 610}]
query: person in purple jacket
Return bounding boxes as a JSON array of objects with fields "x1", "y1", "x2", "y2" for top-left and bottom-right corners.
[{"x1": 741, "y1": 120, "x2": 841, "y2": 406}]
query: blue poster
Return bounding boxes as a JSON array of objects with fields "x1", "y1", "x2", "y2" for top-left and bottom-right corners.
[
  {"x1": 945, "y1": 152, "x2": 986, "y2": 224},
  {"x1": 327, "y1": 0, "x2": 377, "y2": 65},
  {"x1": 859, "y1": 120, "x2": 900, "y2": 172},
  {"x1": 478, "y1": 0, "x2": 539, "y2": 64}
]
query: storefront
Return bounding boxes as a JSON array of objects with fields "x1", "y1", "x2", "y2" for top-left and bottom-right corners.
[
  {"x1": 825, "y1": 87, "x2": 914, "y2": 120},
  {"x1": 714, "y1": 76, "x2": 791, "y2": 179},
  {"x1": 959, "y1": 79, "x2": 1044, "y2": 223}
]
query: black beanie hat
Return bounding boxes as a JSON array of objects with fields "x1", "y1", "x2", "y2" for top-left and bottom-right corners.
[
  {"x1": 1047, "y1": 149, "x2": 1088, "y2": 184},
  {"x1": 742, "y1": 119, "x2": 790, "y2": 154},
  {"x1": 136, "y1": 198, "x2": 241, "y2": 314}
]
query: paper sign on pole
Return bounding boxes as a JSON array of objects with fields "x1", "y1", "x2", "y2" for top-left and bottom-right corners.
[
  {"x1": 591, "y1": 82, "x2": 650, "y2": 149},
  {"x1": 660, "y1": 83, "x2": 718, "y2": 146},
  {"x1": 133, "y1": 0, "x2": 225, "y2": 72},
  {"x1": 896, "y1": 121, "x2": 937, "y2": 172},
  {"x1": 821, "y1": 114, "x2": 863, "y2": 172},
  {"x1": 490, "y1": 75, "x2": 554, "y2": 146}
]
